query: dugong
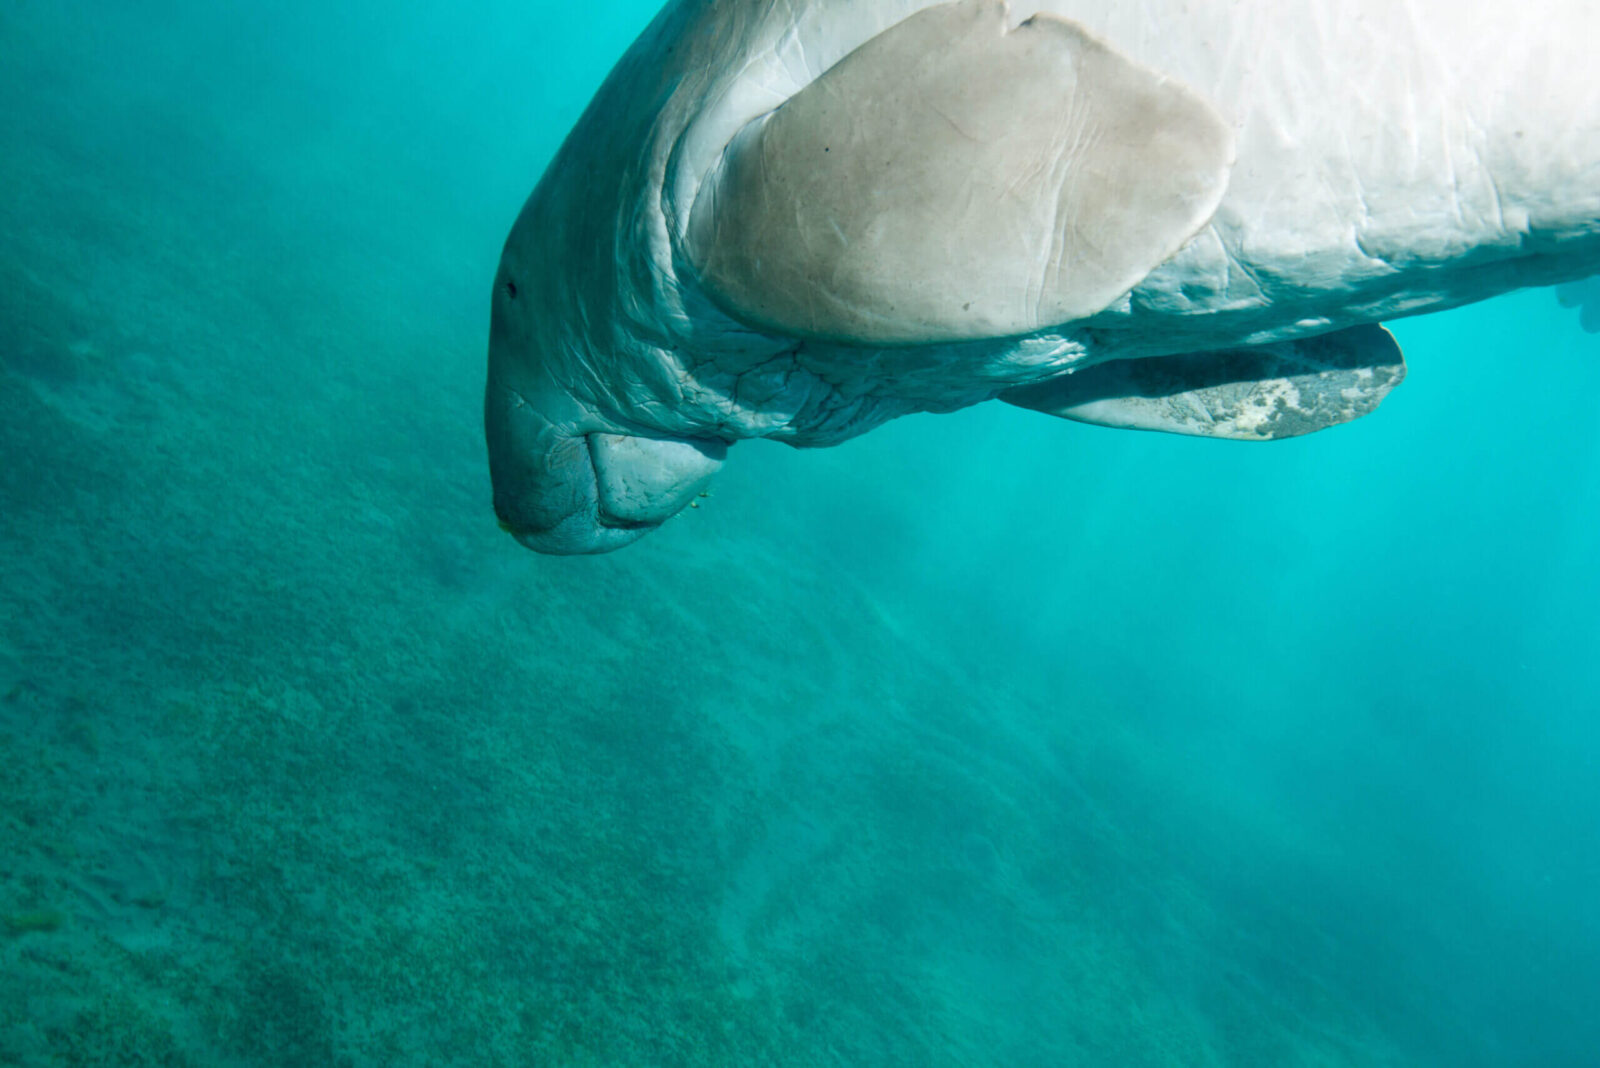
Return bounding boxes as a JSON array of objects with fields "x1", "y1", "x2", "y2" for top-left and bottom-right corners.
[{"x1": 486, "y1": 0, "x2": 1600, "y2": 553}]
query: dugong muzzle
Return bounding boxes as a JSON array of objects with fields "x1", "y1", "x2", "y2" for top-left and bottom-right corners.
[{"x1": 486, "y1": 381, "x2": 724, "y2": 555}]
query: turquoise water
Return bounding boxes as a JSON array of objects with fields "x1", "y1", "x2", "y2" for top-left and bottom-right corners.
[{"x1": 2, "y1": 2, "x2": 1597, "y2": 1064}]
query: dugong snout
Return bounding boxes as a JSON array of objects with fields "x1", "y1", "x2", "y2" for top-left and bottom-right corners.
[{"x1": 485, "y1": 381, "x2": 725, "y2": 554}]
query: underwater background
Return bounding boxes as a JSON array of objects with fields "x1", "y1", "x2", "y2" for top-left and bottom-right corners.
[{"x1": 2, "y1": 1, "x2": 1597, "y2": 1064}]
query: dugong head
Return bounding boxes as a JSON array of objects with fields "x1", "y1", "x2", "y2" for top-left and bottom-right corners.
[{"x1": 484, "y1": 208, "x2": 726, "y2": 555}]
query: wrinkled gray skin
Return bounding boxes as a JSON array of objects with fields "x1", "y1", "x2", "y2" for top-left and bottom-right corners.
[{"x1": 488, "y1": 0, "x2": 1600, "y2": 553}]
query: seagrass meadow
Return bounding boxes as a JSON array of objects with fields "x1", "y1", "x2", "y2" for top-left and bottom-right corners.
[{"x1": 2, "y1": 2, "x2": 1597, "y2": 1065}]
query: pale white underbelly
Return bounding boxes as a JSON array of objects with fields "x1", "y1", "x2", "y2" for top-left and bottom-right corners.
[{"x1": 677, "y1": 0, "x2": 1600, "y2": 349}]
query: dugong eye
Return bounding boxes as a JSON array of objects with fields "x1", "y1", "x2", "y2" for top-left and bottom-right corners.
[{"x1": 502, "y1": 279, "x2": 519, "y2": 300}]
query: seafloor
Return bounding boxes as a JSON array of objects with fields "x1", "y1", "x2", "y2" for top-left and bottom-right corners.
[{"x1": 3, "y1": 3, "x2": 1597, "y2": 1066}]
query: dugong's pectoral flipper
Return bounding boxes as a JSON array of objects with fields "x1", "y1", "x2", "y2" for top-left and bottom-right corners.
[
  {"x1": 687, "y1": 0, "x2": 1235, "y2": 346},
  {"x1": 999, "y1": 325, "x2": 1406, "y2": 441}
]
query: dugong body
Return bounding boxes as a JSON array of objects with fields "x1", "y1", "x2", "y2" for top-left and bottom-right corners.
[{"x1": 487, "y1": 0, "x2": 1600, "y2": 553}]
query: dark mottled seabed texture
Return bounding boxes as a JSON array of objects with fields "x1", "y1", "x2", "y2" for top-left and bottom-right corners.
[{"x1": 1, "y1": 2, "x2": 1597, "y2": 1065}]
